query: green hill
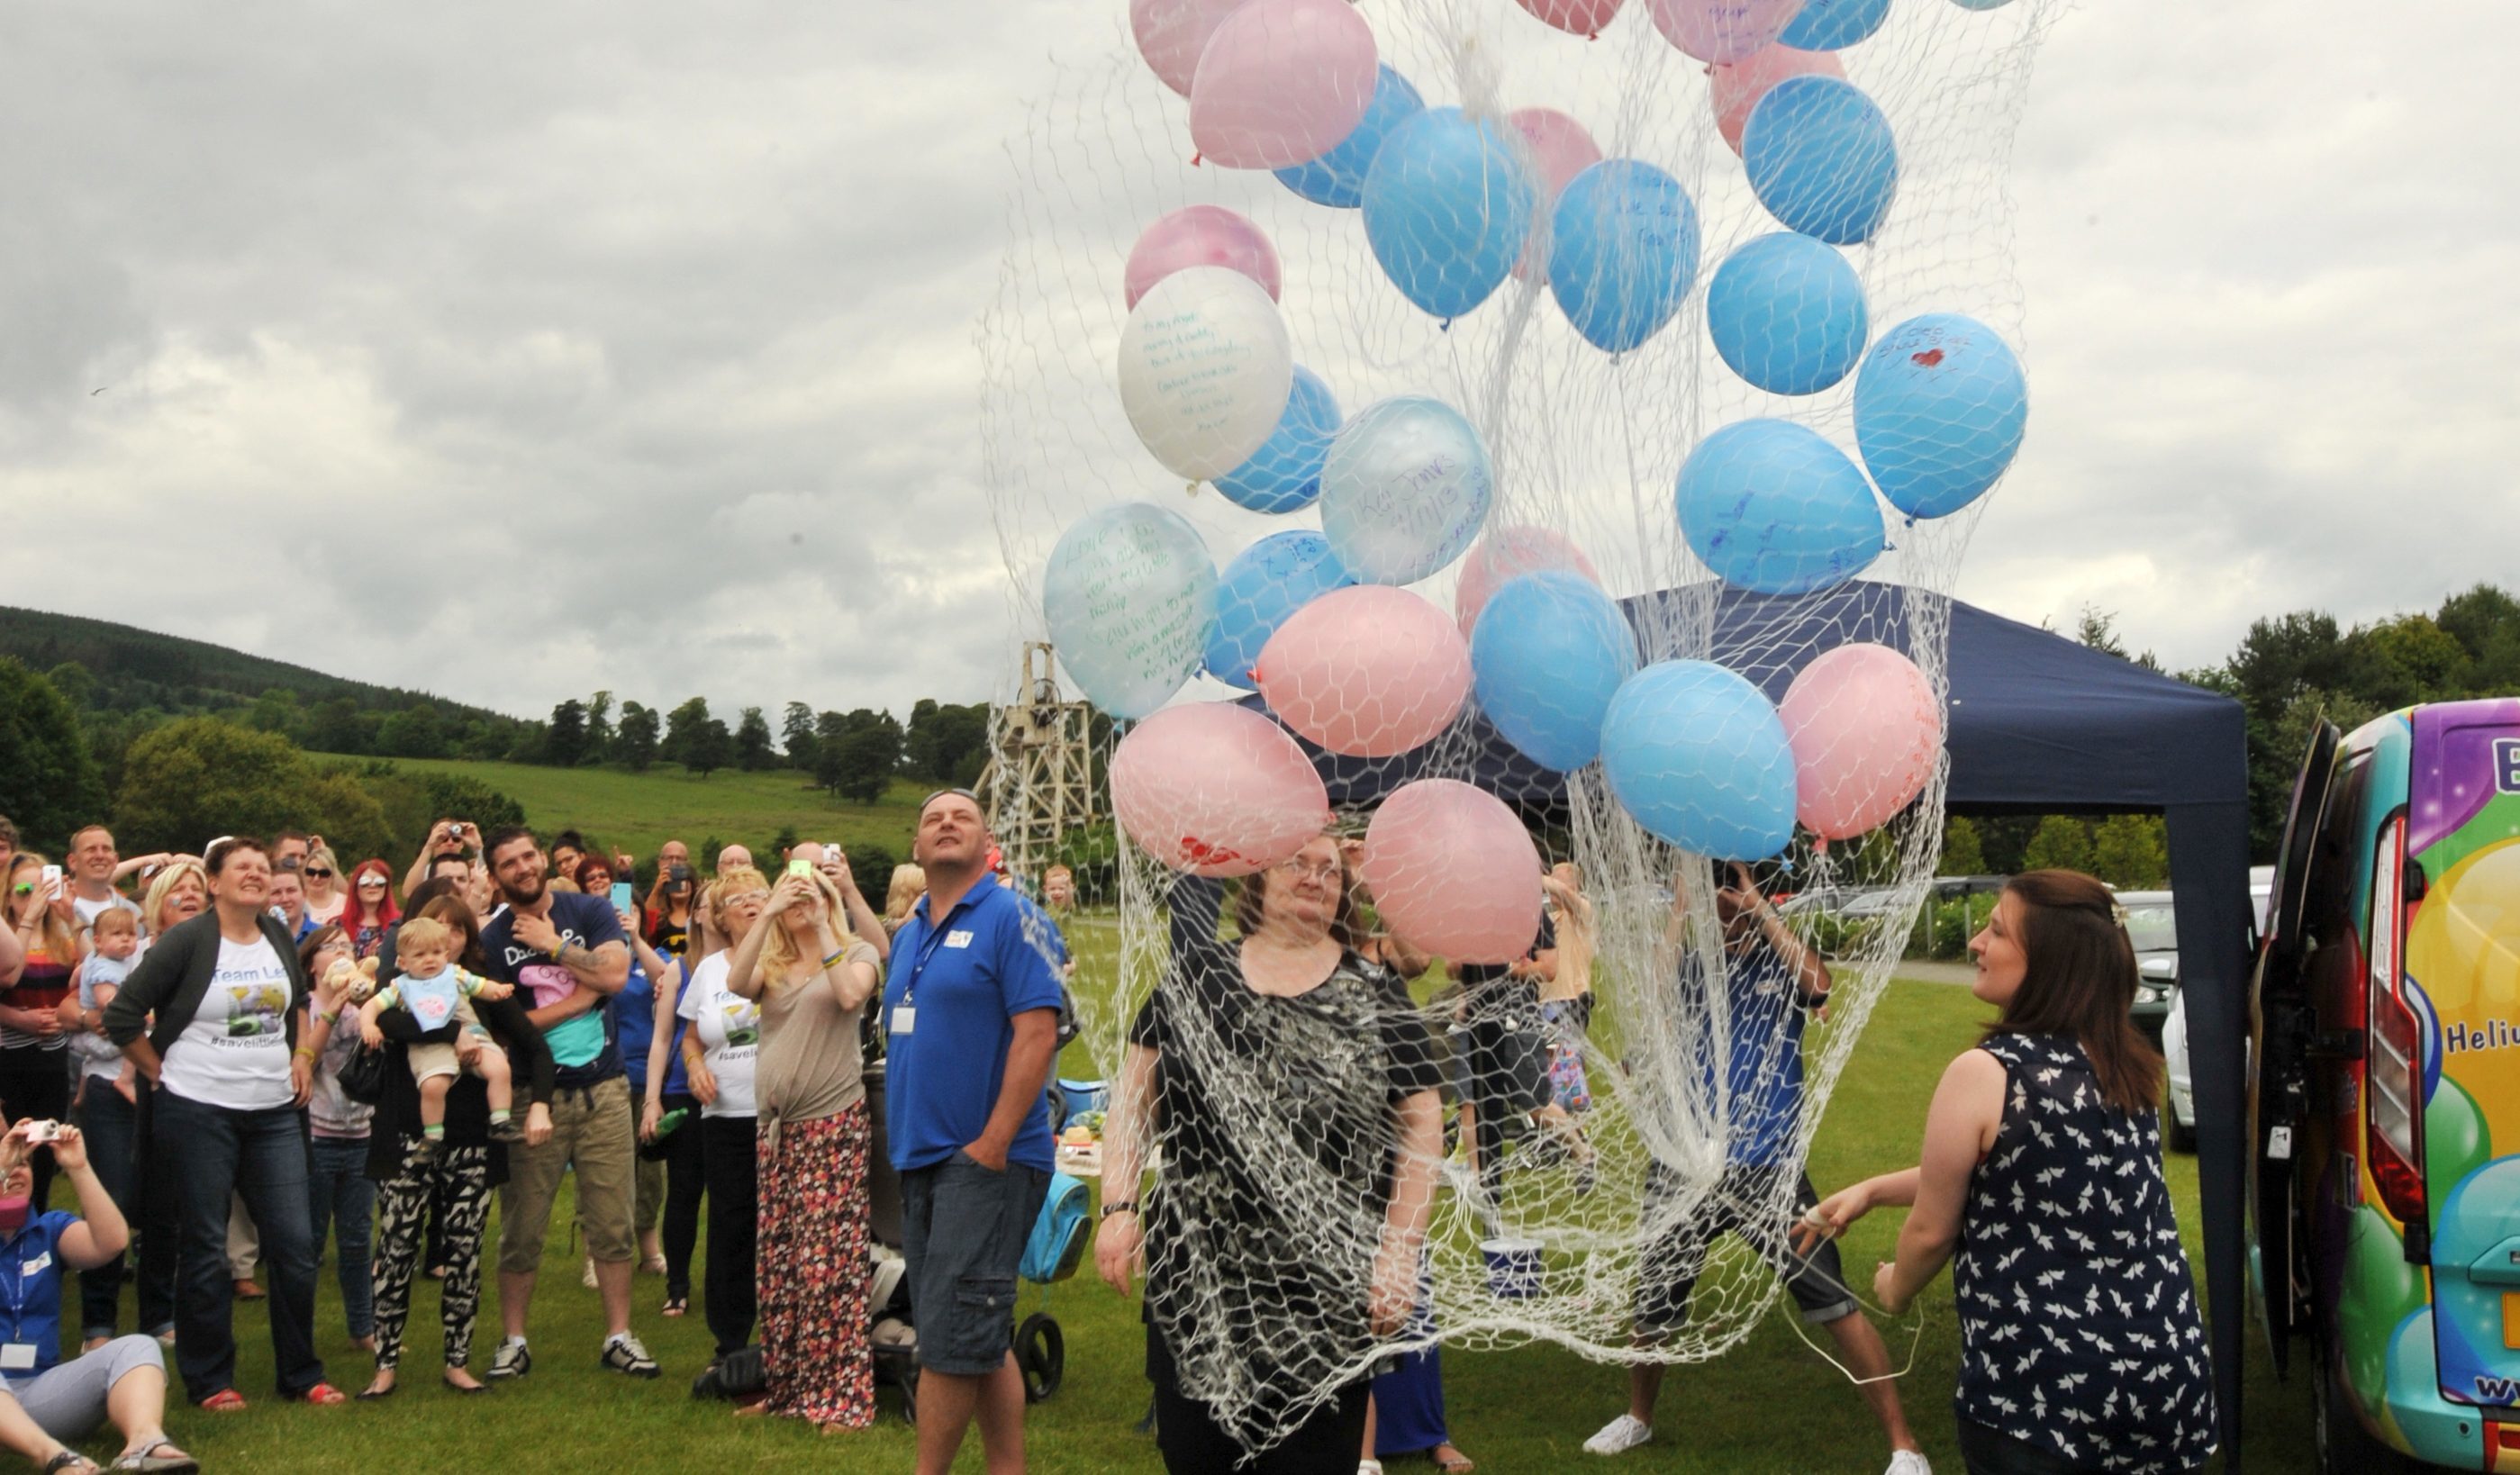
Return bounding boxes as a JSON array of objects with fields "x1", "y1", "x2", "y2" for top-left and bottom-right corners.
[{"x1": 0, "y1": 604, "x2": 512, "y2": 725}]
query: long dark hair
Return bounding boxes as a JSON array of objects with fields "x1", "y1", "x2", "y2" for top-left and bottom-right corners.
[
  {"x1": 413, "y1": 895, "x2": 486, "y2": 972},
  {"x1": 1988, "y1": 869, "x2": 2162, "y2": 1115}
]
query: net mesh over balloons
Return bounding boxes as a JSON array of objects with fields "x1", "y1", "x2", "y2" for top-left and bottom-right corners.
[{"x1": 981, "y1": 0, "x2": 2057, "y2": 1452}]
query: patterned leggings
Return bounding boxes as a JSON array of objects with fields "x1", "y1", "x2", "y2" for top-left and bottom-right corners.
[
  {"x1": 369, "y1": 1141, "x2": 493, "y2": 1372},
  {"x1": 757, "y1": 1107, "x2": 875, "y2": 1428}
]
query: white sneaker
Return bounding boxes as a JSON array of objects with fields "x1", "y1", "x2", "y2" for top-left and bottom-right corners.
[
  {"x1": 1584, "y1": 1414, "x2": 1654, "y2": 1456},
  {"x1": 1885, "y1": 1452, "x2": 1932, "y2": 1475}
]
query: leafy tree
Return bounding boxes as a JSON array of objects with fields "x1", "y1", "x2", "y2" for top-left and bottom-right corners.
[
  {"x1": 782, "y1": 701, "x2": 819, "y2": 771},
  {"x1": 113, "y1": 718, "x2": 386, "y2": 858},
  {"x1": 2359, "y1": 614, "x2": 2467, "y2": 708},
  {"x1": 305, "y1": 696, "x2": 369, "y2": 756},
  {"x1": 2073, "y1": 605, "x2": 2159, "y2": 672},
  {"x1": 2019, "y1": 815, "x2": 2095, "y2": 876},
  {"x1": 684, "y1": 718, "x2": 733, "y2": 780},
  {"x1": 585, "y1": 690, "x2": 615, "y2": 761},
  {"x1": 834, "y1": 711, "x2": 904, "y2": 804},
  {"x1": 44, "y1": 662, "x2": 97, "y2": 712},
  {"x1": 735, "y1": 707, "x2": 775, "y2": 773},
  {"x1": 376, "y1": 702, "x2": 449, "y2": 760},
  {"x1": 2090, "y1": 814, "x2": 2170, "y2": 889},
  {"x1": 904, "y1": 699, "x2": 990, "y2": 783},
  {"x1": 811, "y1": 710, "x2": 849, "y2": 795},
  {"x1": 1939, "y1": 816, "x2": 1986, "y2": 876},
  {"x1": 0, "y1": 658, "x2": 108, "y2": 850},
  {"x1": 242, "y1": 685, "x2": 298, "y2": 734},
  {"x1": 663, "y1": 697, "x2": 713, "y2": 769},
  {"x1": 545, "y1": 699, "x2": 590, "y2": 768},
  {"x1": 502, "y1": 720, "x2": 548, "y2": 765},
  {"x1": 617, "y1": 701, "x2": 662, "y2": 774}
]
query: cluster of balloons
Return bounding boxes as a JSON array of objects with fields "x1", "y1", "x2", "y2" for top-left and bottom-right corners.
[{"x1": 1066, "y1": 0, "x2": 2020, "y2": 961}]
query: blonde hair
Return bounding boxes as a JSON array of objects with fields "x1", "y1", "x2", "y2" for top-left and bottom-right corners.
[
  {"x1": 141, "y1": 857, "x2": 208, "y2": 937},
  {"x1": 394, "y1": 915, "x2": 454, "y2": 955},
  {"x1": 304, "y1": 844, "x2": 340, "y2": 882},
  {"x1": 883, "y1": 864, "x2": 927, "y2": 925},
  {"x1": 90, "y1": 907, "x2": 139, "y2": 939},
  {"x1": 709, "y1": 866, "x2": 770, "y2": 934},
  {"x1": 761, "y1": 866, "x2": 857, "y2": 991},
  {"x1": 6, "y1": 856, "x2": 78, "y2": 962}
]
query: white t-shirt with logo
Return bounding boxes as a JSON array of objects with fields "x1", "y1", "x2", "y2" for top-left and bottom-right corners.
[
  {"x1": 159, "y1": 935, "x2": 296, "y2": 1109},
  {"x1": 677, "y1": 953, "x2": 761, "y2": 1119}
]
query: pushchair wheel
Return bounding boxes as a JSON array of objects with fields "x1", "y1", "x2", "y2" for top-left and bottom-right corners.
[{"x1": 1016, "y1": 1312, "x2": 1064, "y2": 1402}]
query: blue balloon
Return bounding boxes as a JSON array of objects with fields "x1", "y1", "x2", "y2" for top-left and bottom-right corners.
[
  {"x1": 1743, "y1": 77, "x2": 1898, "y2": 246},
  {"x1": 1363, "y1": 107, "x2": 1536, "y2": 321},
  {"x1": 1275, "y1": 65, "x2": 1426, "y2": 209},
  {"x1": 1546, "y1": 160, "x2": 1701, "y2": 354},
  {"x1": 1853, "y1": 312, "x2": 2027, "y2": 519},
  {"x1": 1214, "y1": 366, "x2": 1343, "y2": 513},
  {"x1": 1599, "y1": 661, "x2": 1797, "y2": 859},
  {"x1": 1203, "y1": 530, "x2": 1355, "y2": 691},
  {"x1": 1778, "y1": 0, "x2": 1890, "y2": 50},
  {"x1": 1319, "y1": 395, "x2": 1495, "y2": 584},
  {"x1": 1471, "y1": 570, "x2": 1638, "y2": 772},
  {"x1": 1675, "y1": 420, "x2": 1884, "y2": 595},
  {"x1": 1706, "y1": 232, "x2": 1869, "y2": 395},
  {"x1": 1042, "y1": 502, "x2": 1217, "y2": 719}
]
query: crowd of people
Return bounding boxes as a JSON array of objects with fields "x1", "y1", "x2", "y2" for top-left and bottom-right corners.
[{"x1": 0, "y1": 799, "x2": 2213, "y2": 1475}]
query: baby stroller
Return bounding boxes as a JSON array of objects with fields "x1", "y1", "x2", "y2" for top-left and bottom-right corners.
[{"x1": 865, "y1": 1062, "x2": 1096, "y2": 1423}]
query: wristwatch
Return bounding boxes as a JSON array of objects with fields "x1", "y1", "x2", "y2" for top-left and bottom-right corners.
[{"x1": 1099, "y1": 1199, "x2": 1138, "y2": 1220}]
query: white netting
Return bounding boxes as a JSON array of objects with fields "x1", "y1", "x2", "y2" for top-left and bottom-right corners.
[{"x1": 982, "y1": 0, "x2": 2058, "y2": 1452}]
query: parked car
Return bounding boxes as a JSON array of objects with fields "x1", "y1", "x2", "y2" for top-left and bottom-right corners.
[
  {"x1": 2250, "y1": 698, "x2": 2520, "y2": 1471},
  {"x1": 2113, "y1": 889, "x2": 2180, "y2": 1049},
  {"x1": 2162, "y1": 871, "x2": 2280, "y2": 1154}
]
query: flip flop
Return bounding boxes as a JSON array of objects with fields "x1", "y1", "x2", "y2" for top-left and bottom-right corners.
[
  {"x1": 111, "y1": 1442, "x2": 198, "y2": 1474},
  {"x1": 1436, "y1": 1451, "x2": 1476, "y2": 1475}
]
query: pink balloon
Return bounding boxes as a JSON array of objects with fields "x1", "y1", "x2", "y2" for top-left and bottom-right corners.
[
  {"x1": 1516, "y1": 0, "x2": 1627, "y2": 37},
  {"x1": 1124, "y1": 206, "x2": 1283, "y2": 311},
  {"x1": 1255, "y1": 585, "x2": 1470, "y2": 758},
  {"x1": 1189, "y1": 0, "x2": 1379, "y2": 170},
  {"x1": 1132, "y1": 0, "x2": 1248, "y2": 98},
  {"x1": 1453, "y1": 526, "x2": 1602, "y2": 635},
  {"x1": 1509, "y1": 108, "x2": 1606, "y2": 281},
  {"x1": 1362, "y1": 780, "x2": 1543, "y2": 964},
  {"x1": 1779, "y1": 643, "x2": 1943, "y2": 842},
  {"x1": 1646, "y1": 0, "x2": 1806, "y2": 63},
  {"x1": 1709, "y1": 43, "x2": 1844, "y2": 154},
  {"x1": 1112, "y1": 701, "x2": 1331, "y2": 877}
]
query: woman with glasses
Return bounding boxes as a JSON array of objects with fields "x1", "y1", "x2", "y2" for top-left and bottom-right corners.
[
  {"x1": 3, "y1": 855, "x2": 80, "y2": 1213},
  {"x1": 299, "y1": 846, "x2": 347, "y2": 927},
  {"x1": 1097, "y1": 835, "x2": 1445, "y2": 1472},
  {"x1": 339, "y1": 861, "x2": 400, "y2": 962},
  {"x1": 641, "y1": 875, "x2": 767, "y2": 1320}
]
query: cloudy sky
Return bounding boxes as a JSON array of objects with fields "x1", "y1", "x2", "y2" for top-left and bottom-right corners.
[{"x1": 3, "y1": 0, "x2": 2512, "y2": 725}]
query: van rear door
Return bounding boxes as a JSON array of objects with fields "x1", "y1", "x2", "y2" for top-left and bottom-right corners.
[
  {"x1": 2405, "y1": 699, "x2": 2520, "y2": 1411},
  {"x1": 2251, "y1": 717, "x2": 2339, "y2": 1365}
]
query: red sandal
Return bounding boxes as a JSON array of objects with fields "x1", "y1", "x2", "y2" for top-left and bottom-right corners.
[
  {"x1": 298, "y1": 1382, "x2": 349, "y2": 1406},
  {"x1": 196, "y1": 1389, "x2": 248, "y2": 1413}
]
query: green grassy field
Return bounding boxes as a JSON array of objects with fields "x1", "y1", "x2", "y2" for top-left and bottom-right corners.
[
  {"x1": 78, "y1": 967, "x2": 2314, "y2": 1474},
  {"x1": 309, "y1": 754, "x2": 932, "y2": 874}
]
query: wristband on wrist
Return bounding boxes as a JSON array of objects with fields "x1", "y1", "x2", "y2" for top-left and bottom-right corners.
[
  {"x1": 1099, "y1": 1200, "x2": 1138, "y2": 1220},
  {"x1": 820, "y1": 948, "x2": 849, "y2": 971},
  {"x1": 293, "y1": 1046, "x2": 316, "y2": 1062}
]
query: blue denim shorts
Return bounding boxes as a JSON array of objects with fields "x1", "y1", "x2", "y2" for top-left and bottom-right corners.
[{"x1": 900, "y1": 1152, "x2": 1050, "y2": 1376}]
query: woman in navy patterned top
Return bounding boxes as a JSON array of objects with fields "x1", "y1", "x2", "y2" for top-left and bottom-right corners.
[{"x1": 1797, "y1": 871, "x2": 2216, "y2": 1474}]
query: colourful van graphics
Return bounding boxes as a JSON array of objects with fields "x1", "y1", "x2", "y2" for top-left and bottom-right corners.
[{"x1": 2256, "y1": 698, "x2": 2520, "y2": 1470}]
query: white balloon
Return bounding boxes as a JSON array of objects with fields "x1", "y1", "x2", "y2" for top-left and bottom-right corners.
[
  {"x1": 1319, "y1": 395, "x2": 1496, "y2": 584},
  {"x1": 1117, "y1": 267, "x2": 1295, "y2": 484}
]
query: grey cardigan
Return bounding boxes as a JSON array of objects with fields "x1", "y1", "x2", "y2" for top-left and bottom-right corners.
[{"x1": 104, "y1": 909, "x2": 310, "y2": 1061}]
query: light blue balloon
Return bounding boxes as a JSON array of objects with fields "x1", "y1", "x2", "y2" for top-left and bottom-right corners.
[
  {"x1": 1203, "y1": 530, "x2": 1355, "y2": 691},
  {"x1": 1706, "y1": 232, "x2": 1869, "y2": 395},
  {"x1": 1471, "y1": 570, "x2": 1637, "y2": 773},
  {"x1": 1546, "y1": 159, "x2": 1701, "y2": 355},
  {"x1": 1041, "y1": 502, "x2": 1217, "y2": 719},
  {"x1": 1214, "y1": 366, "x2": 1343, "y2": 514},
  {"x1": 1853, "y1": 312, "x2": 2027, "y2": 519},
  {"x1": 1363, "y1": 107, "x2": 1536, "y2": 321},
  {"x1": 1675, "y1": 420, "x2": 1885, "y2": 595},
  {"x1": 1319, "y1": 395, "x2": 1495, "y2": 584},
  {"x1": 1599, "y1": 661, "x2": 1797, "y2": 859},
  {"x1": 1779, "y1": 0, "x2": 1890, "y2": 50},
  {"x1": 1275, "y1": 65, "x2": 1426, "y2": 209},
  {"x1": 1743, "y1": 77, "x2": 1898, "y2": 246}
]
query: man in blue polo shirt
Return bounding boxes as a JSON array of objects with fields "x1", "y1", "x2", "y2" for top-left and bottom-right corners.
[{"x1": 884, "y1": 789, "x2": 1063, "y2": 1475}]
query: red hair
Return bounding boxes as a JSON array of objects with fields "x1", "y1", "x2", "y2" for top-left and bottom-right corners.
[{"x1": 341, "y1": 858, "x2": 402, "y2": 931}]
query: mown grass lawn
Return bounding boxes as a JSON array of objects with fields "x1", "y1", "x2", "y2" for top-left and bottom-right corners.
[
  {"x1": 77, "y1": 969, "x2": 2312, "y2": 1473},
  {"x1": 306, "y1": 754, "x2": 931, "y2": 873}
]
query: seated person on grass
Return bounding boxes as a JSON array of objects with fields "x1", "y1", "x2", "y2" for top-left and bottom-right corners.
[{"x1": 344, "y1": 917, "x2": 523, "y2": 1157}]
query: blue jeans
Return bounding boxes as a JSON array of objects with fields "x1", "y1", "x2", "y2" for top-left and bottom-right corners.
[
  {"x1": 75, "y1": 1081, "x2": 176, "y2": 1341},
  {"x1": 153, "y1": 1089, "x2": 324, "y2": 1400},
  {"x1": 305, "y1": 1135, "x2": 376, "y2": 1340}
]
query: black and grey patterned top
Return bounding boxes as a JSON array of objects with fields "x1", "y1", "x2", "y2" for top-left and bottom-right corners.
[{"x1": 1952, "y1": 1033, "x2": 2217, "y2": 1472}]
